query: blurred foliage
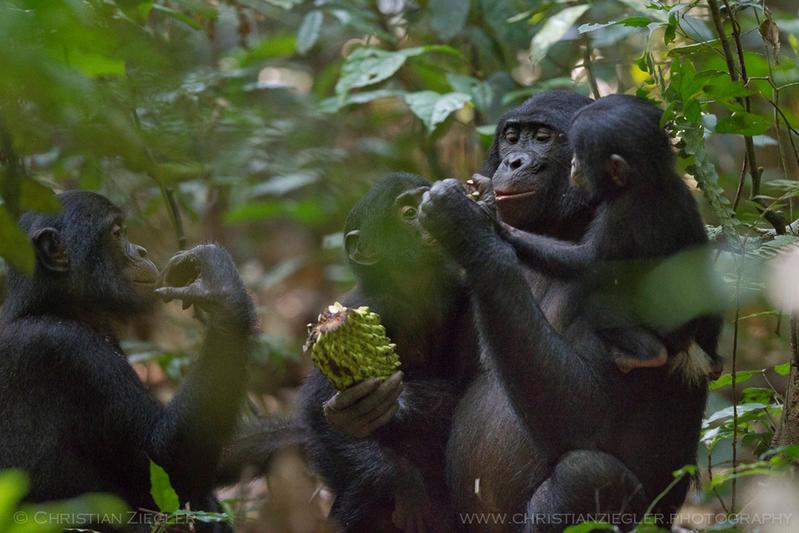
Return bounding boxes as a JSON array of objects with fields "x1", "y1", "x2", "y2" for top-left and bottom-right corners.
[
  {"x1": 2, "y1": 0, "x2": 799, "y2": 529},
  {"x1": 0, "y1": 469, "x2": 128, "y2": 532}
]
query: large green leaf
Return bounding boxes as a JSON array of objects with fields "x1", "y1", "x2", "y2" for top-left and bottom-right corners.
[
  {"x1": 404, "y1": 91, "x2": 471, "y2": 134},
  {"x1": 296, "y1": 10, "x2": 323, "y2": 55},
  {"x1": 335, "y1": 45, "x2": 461, "y2": 98},
  {"x1": 149, "y1": 461, "x2": 180, "y2": 514},
  {"x1": 529, "y1": 5, "x2": 590, "y2": 64},
  {"x1": 429, "y1": 0, "x2": 470, "y2": 41},
  {"x1": 715, "y1": 111, "x2": 771, "y2": 136},
  {"x1": 0, "y1": 207, "x2": 34, "y2": 276}
]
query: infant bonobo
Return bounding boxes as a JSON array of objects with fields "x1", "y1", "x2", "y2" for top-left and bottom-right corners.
[{"x1": 487, "y1": 94, "x2": 724, "y2": 376}]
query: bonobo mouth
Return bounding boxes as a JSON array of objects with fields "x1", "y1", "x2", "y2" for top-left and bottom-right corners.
[
  {"x1": 133, "y1": 278, "x2": 158, "y2": 285},
  {"x1": 494, "y1": 189, "x2": 537, "y2": 202}
]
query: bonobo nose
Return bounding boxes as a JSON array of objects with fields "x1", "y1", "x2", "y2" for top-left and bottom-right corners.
[
  {"x1": 134, "y1": 245, "x2": 149, "y2": 258},
  {"x1": 502, "y1": 152, "x2": 532, "y2": 172}
]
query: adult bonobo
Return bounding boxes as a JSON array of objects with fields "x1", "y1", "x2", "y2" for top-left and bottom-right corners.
[
  {"x1": 421, "y1": 92, "x2": 711, "y2": 531},
  {"x1": 0, "y1": 191, "x2": 254, "y2": 530},
  {"x1": 299, "y1": 173, "x2": 478, "y2": 533}
]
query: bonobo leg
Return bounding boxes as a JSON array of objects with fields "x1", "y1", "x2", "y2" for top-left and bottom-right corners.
[{"x1": 523, "y1": 451, "x2": 648, "y2": 533}]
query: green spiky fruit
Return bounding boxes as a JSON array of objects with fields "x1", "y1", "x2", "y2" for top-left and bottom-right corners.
[{"x1": 304, "y1": 302, "x2": 400, "y2": 390}]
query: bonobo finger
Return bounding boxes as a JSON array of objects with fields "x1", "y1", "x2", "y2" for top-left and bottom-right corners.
[
  {"x1": 158, "y1": 253, "x2": 199, "y2": 289},
  {"x1": 327, "y1": 378, "x2": 382, "y2": 411},
  {"x1": 350, "y1": 371, "x2": 403, "y2": 417},
  {"x1": 359, "y1": 375, "x2": 403, "y2": 425},
  {"x1": 154, "y1": 285, "x2": 206, "y2": 304},
  {"x1": 360, "y1": 401, "x2": 399, "y2": 437}
]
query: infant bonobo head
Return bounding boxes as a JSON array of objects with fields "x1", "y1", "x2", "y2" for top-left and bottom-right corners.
[
  {"x1": 4, "y1": 191, "x2": 159, "y2": 320},
  {"x1": 569, "y1": 94, "x2": 676, "y2": 202}
]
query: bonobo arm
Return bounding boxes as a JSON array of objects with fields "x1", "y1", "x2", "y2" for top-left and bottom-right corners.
[
  {"x1": 503, "y1": 224, "x2": 593, "y2": 278},
  {"x1": 153, "y1": 244, "x2": 255, "y2": 500},
  {"x1": 419, "y1": 180, "x2": 609, "y2": 452}
]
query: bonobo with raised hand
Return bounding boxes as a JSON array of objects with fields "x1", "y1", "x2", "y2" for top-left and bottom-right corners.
[
  {"x1": 299, "y1": 173, "x2": 478, "y2": 533},
  {"x1": 0, "y1": 191, "x2": 253, "y2": 532},
  {"x1": 421, "y1": 91, "x2": 709, "y2": 532}
]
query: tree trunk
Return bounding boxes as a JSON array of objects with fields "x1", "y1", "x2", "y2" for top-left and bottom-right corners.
[{"x1": 774, "y1": 315, "x2": 799, "y2": 446}]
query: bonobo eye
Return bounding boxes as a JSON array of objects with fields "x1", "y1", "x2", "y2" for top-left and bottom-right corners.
[
  {"x1": 111, "y1": 224, "x2": 126, "y2": 239},
  {"x1": 400, "y1": 205, "x2": 418, "y2": 220},
  {"x1": 504, "y1": 127, "x2": 519, "y2": 144},
  {"x1": 534, "y1": 128, "x2": 552, "y2": 142}
]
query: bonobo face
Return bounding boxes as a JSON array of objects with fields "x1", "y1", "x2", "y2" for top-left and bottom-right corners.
[
  {"x1": 481, "y1": 92, "x2": 593, "y2": 236},
  {"x1": 345, "y1": 173, "x2": 449, "y2": 287},
  {"x1": 492, "y1": 121, "x2": 573, "y2": 229},
  {"x1": 107, "y1": 217, "x2": 160, "y2": 302},
  {"x1": 393, "y1": 186, "x2": 438, "y2": 251}
]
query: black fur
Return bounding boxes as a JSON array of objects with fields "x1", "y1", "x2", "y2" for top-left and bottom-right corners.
[
  {"x1": 417, "y1": 92, "x2": 709, "y2": 532},
  {"x1": 299, "y1": 173, "x2": 479, "y2": 532},
  {"x1": 0, "y1": 191, "x2": 254, "y2": 532},
  {"x1": 505, "y1": 94, "x2": 723, "y2": 370}
]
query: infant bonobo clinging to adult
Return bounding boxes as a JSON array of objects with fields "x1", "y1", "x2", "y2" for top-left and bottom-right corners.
[{"x1": 488, "y1": 94, "x2": 724, "y2": 376}]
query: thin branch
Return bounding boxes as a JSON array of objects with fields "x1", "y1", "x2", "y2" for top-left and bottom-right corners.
[{"x1": 581, "y1": 35, "x2": 601, "y2": 99}]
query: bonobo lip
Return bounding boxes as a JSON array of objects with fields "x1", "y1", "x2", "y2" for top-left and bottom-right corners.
[
  {"x1": 133, "y1": 278, "x2": 158, "y2": 285},
  {"x1": 494, "y1": 190, "x2": 537, "y2": 202}
]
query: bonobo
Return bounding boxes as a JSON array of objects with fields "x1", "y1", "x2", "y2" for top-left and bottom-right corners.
[
  {"x1": 503, "y1": 94, "x2": 723, "y2": 375},
  {"x1": 0, "y1": 191, "x2": 254, "y2": 530},
  {"x1": 299, "y1": 173, "x2": 478, "y2": 533},
  {"x1": 420, "y1": 91, "x2": 709, "y2": 532}
]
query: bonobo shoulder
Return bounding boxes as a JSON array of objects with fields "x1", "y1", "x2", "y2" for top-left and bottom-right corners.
[{"x1": 0, "y1": 316, "x2": 116, "y2": 363}]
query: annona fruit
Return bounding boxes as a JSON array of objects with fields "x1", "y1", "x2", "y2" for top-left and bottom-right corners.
[{"x1": 304, "y1": 302, "x2": 400, "y2": 390}]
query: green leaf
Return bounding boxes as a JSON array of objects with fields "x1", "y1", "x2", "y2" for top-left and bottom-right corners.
[
  {"x1": 319, "y1": 89, "x2": 406, "y2": 112},
  {"x1": 0, "y1": 470, "x2": 29, "y2": 527},
  {"x1": 224, "y1": 200, "x2": 326, "y2": 225},
  {"x1": 296, "y1": 10, "x2": 323, "y2": 55},
  {"x1": 149, "y1": 461, "x2": 180, "y2": 513},
  {"x1": 66, "y1": 49, "x2": 126, "y2": 77},
  {"x1": 152, "y1": 4, "x2": 201, "y2": 29},
  {"x1": 429, "y1": 0, "x2": 470, "y2": 41},
  {"x1": 704, "y1": 403, "x2": 769, "y2": 425},
  {"x1": 715, "y1": 111, "x2": 771, "y2": 136},
  {"x1": 564, "y1": 521, "x2": 615, "y2": 532},
  {"x1": 335, "y1": 45, "x2": 461, "y2": 98},
  {"x1": 404, "y1": 91, "x2": 471, "y2": 134},
  {"x1": 446, "y1": 73, "x2": 493, "y2": 114},
  {"x1": 578, "y1": 16, "x2": 652, "y2": 33},
  {"x1": 530, "y1": 5, "x2": 590, "y2": 64},
  {"x1": 0, "y1": 206, "x2": 34, "y2": 276},
  {"x1": 19, "y1": 179, "x2": 60, "y2": 214},
  {"x1": 774, "y1": 362, "x2": 792, "y2": 376},
  {"x1": 709, "y1": 370, "x2": 755, "y2": 391}
]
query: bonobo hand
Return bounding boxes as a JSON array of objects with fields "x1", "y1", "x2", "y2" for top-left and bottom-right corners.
[
  {"x1": 464, "y1": 173, "x2": 497, "y2": 215},
  {"x1": 323, "y1": 371, "x2": 403, "y2": 439},
  {"x1": 156, "y1": 244, "x2": 255, "y2": 331},
  {"x1": 419, "y1": 179, "x2": 497, "y2": 261}
]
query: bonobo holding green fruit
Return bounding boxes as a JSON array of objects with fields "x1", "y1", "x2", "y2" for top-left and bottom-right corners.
[
  {"x1": 0, "y1": 191, "x2": 254, "y2": 532},
  {"x1": 299, "y1": 173, "x2": 479, "y2": 533}
]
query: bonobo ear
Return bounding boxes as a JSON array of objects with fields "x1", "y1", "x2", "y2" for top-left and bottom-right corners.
[
  {"x1": 344, "y1": 230, "x2": 378, "y2": 266},
  {"x1": 32, "y1": 227, "x2": 69, "y2": 273},
  {"x1": 607, "y1": 154, "x2": 631, "y2": 188}
]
